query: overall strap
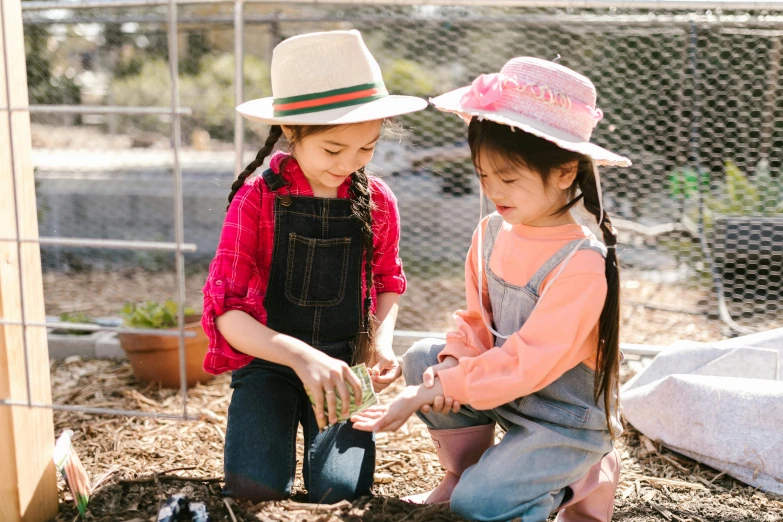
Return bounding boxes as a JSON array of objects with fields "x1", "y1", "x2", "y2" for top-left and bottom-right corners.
[
  {"x1": 261, "y1": 168, "x2": 292, "y2": 206},
  {"x1": 482, "y1": 212, "x2": 505, "y2": 268},
  {"x1": 526, "y1": 238, "x2": 607, "y2": 297}
]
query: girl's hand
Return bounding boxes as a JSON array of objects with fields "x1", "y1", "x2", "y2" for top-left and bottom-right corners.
[
  {"x1": 420, "y1": 395, "x2": 461, "y2": 415},
  {"x1": 419, "y1": 356, "x2": 461, "y2": 414},
  {"x1": 292, "y1": 349, "x2": 363, "y2": 429},
  {"x1": 421, "y1": 355, "x2": 459, "y2": 388},
  {"x1": 351, "y1": 382, "x2": 442, "y2": 432},
  {"x1": 351, "y1": 386, "x2": 420, "y2": 432},
  {"x1": 369, "y1": 346, "x2": 401, "y2": 392}
]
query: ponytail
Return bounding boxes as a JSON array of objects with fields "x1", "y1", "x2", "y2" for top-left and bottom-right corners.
[{"x1": 576, "y1": 160, "x2": 621, "y2": 438}]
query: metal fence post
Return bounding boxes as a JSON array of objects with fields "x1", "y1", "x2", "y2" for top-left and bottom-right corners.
[
  {"x1": 235, "y1": 0, "x2": 245, "y2": 176},
  {"x1": 166, "y1": 0, "x2": 189, "y2": 417}
]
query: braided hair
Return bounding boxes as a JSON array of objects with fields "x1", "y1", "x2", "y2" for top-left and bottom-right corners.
[
  {"x1": 468, "y1": 118, "x2": 621, "y2": 437},
  {"x1": 227, "y1": 125, "x2": 283, "y2": 207},
  {"x1": 228, "y1": 124, "x2": 378, "y2": 364},
  {"x1": 347, "y1": 166, "x2": 376, "y2": 366}
]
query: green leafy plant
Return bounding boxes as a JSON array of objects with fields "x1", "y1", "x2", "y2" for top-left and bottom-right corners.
[
  {"x1": 56, "y1": 312, "x2": 94, "y2": 336},
  {"x1": 677, "y1": 160, "x2": 783, "y2": 236},
  {"x1": 121, "y1": 300, "x2": 197, "y2": 329},
  {"x1": 668, "y1": 167, "x2": 709, "y2": 199},
  {"x1": 705, "y1": 160, "x2": 783, "y2": 217},
  {"x1": 670, "y1": 160, "x2": 783, "y2": 216}
]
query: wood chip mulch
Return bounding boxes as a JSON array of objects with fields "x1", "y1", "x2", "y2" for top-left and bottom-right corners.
[{"x1": 49, "y1": 358, "x2": 783, "y2": 522}]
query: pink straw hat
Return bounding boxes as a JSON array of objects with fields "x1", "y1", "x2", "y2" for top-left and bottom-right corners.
[{"x1": 430, "y1": 57, "x2": 631, "y2": 168}]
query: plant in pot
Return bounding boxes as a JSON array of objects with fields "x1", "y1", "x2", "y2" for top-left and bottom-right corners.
[
  {"x1": 119, "y1": 300, "x2": 213, "y2": 388},
  {"x1": 686, "y1": 161, "x2": 783, "y2": 307}
]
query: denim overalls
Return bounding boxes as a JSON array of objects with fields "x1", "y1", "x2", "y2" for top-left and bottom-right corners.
[
  {"x1": 404, "y1": 213, "x2": 620, "y2": 522},
  {"x1": 223, "y1": 169, "x2": 375, "y2": 503}
]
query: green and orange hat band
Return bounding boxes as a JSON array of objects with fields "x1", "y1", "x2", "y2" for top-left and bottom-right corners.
[{"x1": 272, "y1": 81, "x2": 389, "y2": 117}]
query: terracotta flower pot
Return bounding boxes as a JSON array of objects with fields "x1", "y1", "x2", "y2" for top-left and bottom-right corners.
[{"x1": 118, "y1": 315, "x2": 213, "y2": 388}]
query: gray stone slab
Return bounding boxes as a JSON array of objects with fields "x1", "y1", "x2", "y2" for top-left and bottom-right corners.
[
  {"x1": 47, "y1": 329, "x2": 100, "y2": 359},
  {"x1": 95, "y1": 332, "x2": 125, "y2": 360}
]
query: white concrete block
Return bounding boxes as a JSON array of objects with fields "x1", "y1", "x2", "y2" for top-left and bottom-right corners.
[
  {"x1": 95, "y1": 332, "x2": 125, "y2": 359},
  {"x1": 47, "y1": 329, "x2": 99, "y2": 359}
]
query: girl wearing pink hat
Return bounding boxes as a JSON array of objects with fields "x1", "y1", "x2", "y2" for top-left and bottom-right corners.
[{"x1": 353, "y1": 57, "x2": 630, "y2": 521}]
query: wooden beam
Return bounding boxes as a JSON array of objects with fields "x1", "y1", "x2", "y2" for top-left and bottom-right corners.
[{"x1": 0, "y1": 0, "x2": 59, "y2": 520}]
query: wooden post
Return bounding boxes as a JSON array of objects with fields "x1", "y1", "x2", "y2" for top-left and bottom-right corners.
[{"x1": 0, "y1": 0, "x2": 59, "y2": 520}]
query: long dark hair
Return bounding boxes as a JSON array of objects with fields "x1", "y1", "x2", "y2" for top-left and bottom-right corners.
[
  {"x1": 227, "y1": 124, "x2": 377, "y2": 365},
  {"x1": 468, "y1": 118, "x2": 621, "y2": 436}
]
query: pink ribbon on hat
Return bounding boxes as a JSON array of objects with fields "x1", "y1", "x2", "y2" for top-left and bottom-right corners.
[
  {"x1": 460, "y1": 73, "x2": 508, "y2": 110},
  {"x1": 585, "y1": 104, "x2": 604, "y2": 123},
  {"x1": 459, "y1": 73, "x2": 604, "y2": 126}
]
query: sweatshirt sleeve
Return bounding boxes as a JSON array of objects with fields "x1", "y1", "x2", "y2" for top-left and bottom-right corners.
[
  {"x1": 438, "y1": 219, "x2": 494, "y2": 362},
  {"x1": 438, "y1": 259, "x2": 607, "y2": 410}
]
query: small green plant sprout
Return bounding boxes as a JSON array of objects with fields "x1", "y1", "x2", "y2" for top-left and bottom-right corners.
[
  {"x1": 56, "y1": 312, "x2": 95, "y2": 335},
  {"x1": 668, "y1": 166, "x2": 709, "y2": 200},
  {"x1": 121, "y1": 300, "x2": 197, "y2": 329}
]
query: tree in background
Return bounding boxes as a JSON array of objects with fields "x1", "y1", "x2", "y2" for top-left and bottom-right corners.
[
  {"x1": 111, "y1": 54, "x2": 271, "y2": 142},
  {"x1": 24, "y1": 24, "x2": 81, "y2": 108},
  {"x1": 182, "y1": 31, "x2": 212, "y2": 76}
]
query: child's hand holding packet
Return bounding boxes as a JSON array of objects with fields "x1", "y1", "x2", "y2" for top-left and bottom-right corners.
[{"x1": 305, "y1": 363, "x2": 378, "y2": 430}]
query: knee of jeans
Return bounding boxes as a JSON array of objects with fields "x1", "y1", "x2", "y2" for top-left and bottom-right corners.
[
  {"x1": 402, "y1": 338, "x2": 443, "y2": 385},
  {"x1": 308, "y1": 476, "x2": 371, "y2": 504},
  {"x1": 451, "y1": 477, "x2": 560, "y2": 522},
  {"x1": 450, "y1": 479, "x2": 487, "y2": 520},
  {"x1": 450, "y1": 480, "x2": 514, "y2": 521},
  {"x1": 223, "y1": 471, "x2": 289, "y2": 502}
]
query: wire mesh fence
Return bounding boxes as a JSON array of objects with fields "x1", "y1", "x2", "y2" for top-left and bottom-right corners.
[{"x1": 16, "y1": 1, "x2": 783, "y2": 402}]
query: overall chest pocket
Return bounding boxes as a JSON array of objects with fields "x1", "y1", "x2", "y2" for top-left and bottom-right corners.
[
  {"x1": 487, "y1": 269, "x2": 537, "y2": 345},
  {"x1": 285, "y1": 234, "x2": 352, "y2": 307}
]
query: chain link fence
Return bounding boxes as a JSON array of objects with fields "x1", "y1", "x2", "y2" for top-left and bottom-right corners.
[{"x1": 22, "y1": 1, "x2": 783, "y2": 345}]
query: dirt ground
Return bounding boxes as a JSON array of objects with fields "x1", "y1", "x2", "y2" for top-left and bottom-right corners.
[{"x1": 49, "y1": 358, "x2": 782, "y2": 522}]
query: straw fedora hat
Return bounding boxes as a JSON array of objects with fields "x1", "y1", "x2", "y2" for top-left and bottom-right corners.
[
  {"x1": 237, "y1": 30, "x2": 428, "y2": 125},
  {"x1": 430, "y1": 57, "x2": 631, "y2": 167}
]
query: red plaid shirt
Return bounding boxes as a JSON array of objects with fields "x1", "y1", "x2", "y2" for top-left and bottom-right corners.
[{"x1": 201, "y1": 152, "x2": 406, "y2": 374}]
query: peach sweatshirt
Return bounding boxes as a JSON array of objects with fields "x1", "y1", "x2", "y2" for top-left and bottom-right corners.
[{"x1": 437, "y1": 216, "x2": 608, "y2": 411}]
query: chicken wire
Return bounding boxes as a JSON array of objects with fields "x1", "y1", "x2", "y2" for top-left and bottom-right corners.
[{"x1": 21, "y1": 2, "x2": 783, "y2": 343}]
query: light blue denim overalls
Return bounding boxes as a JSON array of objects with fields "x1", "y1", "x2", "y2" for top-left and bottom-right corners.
[{"x1": 403, "y1": 213, "x2": 621, "y2": 522}]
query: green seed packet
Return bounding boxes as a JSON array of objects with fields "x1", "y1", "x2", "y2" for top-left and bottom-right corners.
[{"x1": 306, "y1": 363, "x2": 378, "y2": 427}]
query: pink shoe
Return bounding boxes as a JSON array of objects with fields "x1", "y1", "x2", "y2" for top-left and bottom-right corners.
[
  {"x1": 403, "y1": 423, "x2": 496, "y2": 504},
  {"x1": 555, "y1": 448, "x2": 621, "y2": 522}
]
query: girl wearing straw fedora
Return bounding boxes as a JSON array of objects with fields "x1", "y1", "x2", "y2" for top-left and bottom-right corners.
[
  {"x1": 200, "y1": 30, "x2": 426, "y2": 503},
  {"x1": 352, "y1": 57, "x2": 631, "y2": 521}
]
